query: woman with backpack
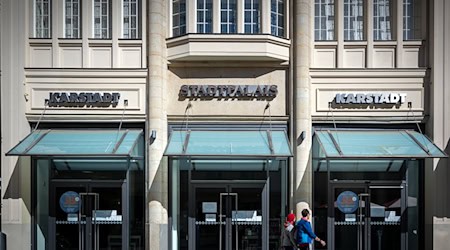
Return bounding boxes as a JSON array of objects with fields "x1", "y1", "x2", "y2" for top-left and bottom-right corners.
[
  {"x1": 281, "y1": 213, "x2": 298, "y2": 250},
  {"x1": 296, "y1": 209, "x2": 326, "y2": 250}
]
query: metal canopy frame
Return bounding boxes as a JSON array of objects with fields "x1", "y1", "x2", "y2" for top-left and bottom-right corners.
[
  {"x1": 164, "y1": 129, "x2": 292, "y2": 158},
  {"x1": 313, "y1": 129, "x2": 448, "y2": 160},
  {"x1": 6, "y1": 129, "x2": 144, "y2": 159}
]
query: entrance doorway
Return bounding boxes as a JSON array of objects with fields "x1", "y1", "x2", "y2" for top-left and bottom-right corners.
[
  {"x1": 330, "y1": 182, "x2": 406, "y2": 250},
  {"x1": 190, "y1": 182, "x2": 268, "y2": 250},
  {"x1": 50, "y1": 180, "x2": 125, "y2": 250}
]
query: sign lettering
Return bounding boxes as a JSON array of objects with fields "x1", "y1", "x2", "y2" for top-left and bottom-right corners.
[
  {"x1": 334, "y1": 93, "x2": 407, "y2": 105},
  {"x1": 46, "y1": 92, "x2": 121, "y2": 107},
  {"x1": 179, "y1": 85, "x2": 278, "y2": 99}
]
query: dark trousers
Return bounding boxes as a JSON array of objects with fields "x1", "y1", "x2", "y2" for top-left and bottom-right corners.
[
  {"x1": 298, "y1": 244, "x2": 310, "y2": 250},
  {"x1": 283, "y1": 247, "x2": 295, "y2": 250}
]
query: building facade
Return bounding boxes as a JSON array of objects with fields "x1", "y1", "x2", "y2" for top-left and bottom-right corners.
[{"x1": 1, "y1": 0, "x2": 449, "y2": 250}]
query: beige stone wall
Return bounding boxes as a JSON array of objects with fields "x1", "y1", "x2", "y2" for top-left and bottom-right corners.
[
  {"x1": 311, "y1": 70, "x2": 427, "y2": 122},
  {"x1": 167, "y1": 67, "x2": 287, "y2": 119},
  {"x1": 426, "y1": 0, "x2": 450, "y2": 250},
  {"x1": 1, "y1": 0, "x2": 32, "y2": 249},
  {"x1": 26, "y1": 0, "x2": 147, "y2": 69},
  {"x1": 24, "y1": 69, "x2": 147, "y2": 122}
]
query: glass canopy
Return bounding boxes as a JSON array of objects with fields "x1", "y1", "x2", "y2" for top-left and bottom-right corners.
[
  {"x1": 164, "y1": 130, "x2": 292, "y2": 157},
  {"x1": 6, "y1": 129, "x2": 144, "y2": 157},
  {"x1": 314, "y1": 129, "x2": 447, "y2": 159}
]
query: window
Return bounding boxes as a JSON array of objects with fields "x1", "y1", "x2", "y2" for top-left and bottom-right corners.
[
  {"x1": 173, "y1": 0, "x2": 186, "y2": 36},
  {"x1": 271, "y1": 0, "x2": 284, "y2": 37},
  {"x1": 64, "y1": 0, "x2": 80, "y2": 38},
  {"x1": 403, "y1": 0, "x2": 420, "y2": 40},
  {"x1": 344, "y1": 0, "x2": 364, "y2": 40},
  {"x1": 93, "y1": 0, "x2": 111, "y2": 39},
  {"x1": 244, "y1": 0, "x2": 260, "y2": 34},
  {"x1": 314, "y1": 0, "x2": 335, "y2": 41},
  {"x1": 123, "y1": 0, "x2": 140, "y2": 38},
  {"x1": 34, "y1": 0, "x2": 51, "y2": 38},
  {"x1": 221, "y1": 0, "x2": 237, "y2": 33},
  {"x1": 373, "y1": 0, "x2": 392, "y2": 40},
  {"x1": 197, "y1": 0, "x2": 213, "y2": 33}
]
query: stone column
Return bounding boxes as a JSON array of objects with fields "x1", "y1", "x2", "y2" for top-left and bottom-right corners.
[
  {"x1": 294, "y1": 0, "x2": 313, "y2": 218},
  {"x1": 148, "y1": 0, "x2": 168, "y2": 249}
]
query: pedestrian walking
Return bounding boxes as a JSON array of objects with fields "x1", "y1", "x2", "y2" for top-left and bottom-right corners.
[
  {"x1": 281, "y1": 213, "x2": 298, "y2": 250},
  {"x1": 296, "y1": 209, "x2": 326, "y2": 250}
]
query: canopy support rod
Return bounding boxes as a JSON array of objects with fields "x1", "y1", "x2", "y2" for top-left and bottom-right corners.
[
  {"x1": 24, "y1": 130, "x2": 51, "y2": 154},
  {"x1": 267, "y1": 130, "x2": 274, "y2": 155},
  {"x1": 327, "y1": 130, "x2": 343, "y2": 156},
  {"x1": 115, "y1": 100, "x2": 128, "y2": 144},
  {"x1": 405, "y1": 130, "x2": 431, "y2": 155},
  {"x1": 182, "y1": 130, "x2": 191, "y2": 154},
  {"x1": 112, "y1": 130, "x2": 129, "y2": 154}
]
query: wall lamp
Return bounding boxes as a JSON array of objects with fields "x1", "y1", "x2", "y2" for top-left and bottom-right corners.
[
  {"x1": 149, "y1": 130, "x2": 157, "y2": 144},
  {"x1": 296, "y1": 131, "x2": 306, "y2": 146}
]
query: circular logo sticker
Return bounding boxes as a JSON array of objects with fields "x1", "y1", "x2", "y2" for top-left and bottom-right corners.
[
  {"x1": 336, "y1": 191, "x2": 359, "y2": 214},
  {"x1": 59, "y1": 191, "x2": 80, "y2": 213}
]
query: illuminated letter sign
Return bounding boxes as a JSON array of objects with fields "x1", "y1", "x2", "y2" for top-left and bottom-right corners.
[
  {"x1": 334, "y1": 93, "x2": 407, "y2": 104},
  {"x1": 47, "y1": 92, "x2": 121, "y2": 107},
  {"x1": 179, "y1": 85, "x2": 278, "y2": 99}
]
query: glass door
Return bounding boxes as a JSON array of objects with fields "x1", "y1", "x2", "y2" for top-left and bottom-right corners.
[
  {"x1": 368, "y1": 185, "x2": 403, "y2": 250},
  {"x1": 51, "y1": 181, "x2": 124, "y2": 250},
  {"x1": 332, "y1": 185, "x2": 368, "y2": 250},
  {"x1": 331, "y1": 183, "x2": 405, "y2": 250},
  {"x1": 191, "y1": 182, "x2": 266, "y2": 250}
]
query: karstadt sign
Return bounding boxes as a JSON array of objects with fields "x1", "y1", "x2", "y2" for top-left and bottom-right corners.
[
  {"x1": 334, "y1": 93, "x2": 407, "y2": 104},
  {"x1": 46, "y1": 92, "x2": 121, "y2": 107}
]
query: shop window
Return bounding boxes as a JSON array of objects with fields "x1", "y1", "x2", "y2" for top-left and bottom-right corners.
[
  {"x1": 244, "y1": 0, "x2": 260, "y2": 34},
  {"x1": 271, "y1": 0, "x2": 285, "y2": 37},
  {"x1": 93, "y1": 0, "x2": 111, "y2": 39},
  {"x1": 34, "y1": 0, "x2": 51, "y2": 38},
  {"x1": 122, "y1": 0, "x2": 140, "y2": 39},
  {"x1": 173, "y1": 0, "x2": 187, "y2": 36},
  {"x1": 314, "y1": 0, "x2": 335, "y2": 41},
  {"x1": 197, "y1": 0, "x2": 213, "y2": 33},
  {"x1": 64, "y1": 0, "x2": 81, "y2": 38},
  {"x1": 373, "y1": 0, "x2": 392, "y2": 40},
  {"x1": 169, "y1": 158, "x2": 288, "y2": 250},
  {"x1": 221, "y1": 0, "x2": 237, "y2": 33},
  {"x1": 403, "y1": 0, "x2": 421, "y2": 40},
  {"x1": 344, "y1": 0, "x2": 364, "y2": 41}
]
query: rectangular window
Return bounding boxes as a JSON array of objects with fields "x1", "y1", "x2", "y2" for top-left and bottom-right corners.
[
  {"x1": 34, "y1": 0, "x2": 51, "y2": 38},
  {"x1": 197, "y1": 0, "x2": 213, "y2": 33},
  {"x1": 64, "y1": 0, "x2": 80, "y2": 38},
  {"x1": 173, "y1": 0, "x2": 186, "y2": 36},
  {"x1": 123, "y1": 0, "x2": 140, "y2": 38},
  {"x1": 403, "y1": 0, "x2": 420, "y2": 40},
  {"x1": 373, "y1": 0, "x2": 392, "y2": 40},
  {"x1": 221, "y1": 0, "x2": 237, "y2": 33},
  {"x1": 244, "y1": 0, "x2": 260, "y2": 34},
  {"x1": 93, "y1": 0, "x2": 111, "y2": 39},
  {"x1": 271, "y1": 0, "x2": 284, "y2": 37},
  {"x1": 344, "y1": 0, "x2": 364, "y2": 40},
  {"x1": 314, "y1": 0, "x2": 335, "y2": 41}
]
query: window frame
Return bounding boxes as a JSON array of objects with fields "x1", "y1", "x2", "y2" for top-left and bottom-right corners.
[
  {"x1": 92, "y1": 0, "x2": 112, "y2": 39},
  {"x1": 197, "y1": 0, "x2": 213, "y2": 33},
  {"x1": 64, "y1": 0, "x2": 81, "y2": 39},
  {"x1": 403, "y1": 0, "x2": 420, "y2": 40},
  {"x1": 270, "y1": 0, "x2": 285, "y2": 37},
  {"x1": 373, "y1": 0, "x2": 393, "y2": 41},
  {"x1": 343, "y1": 0, "x2": 365, "y2": 41},
  {"x1": 221, "y1": 0, "x2": 238, "y2": 34},
  {"x1": 172, "y1": 0, "x2": 187, "y2": 36},
  {"x1": 244, "y1": 0, "x2": 260, "y2": 34},
  {"x1": 122, "y1": 0, "x2": 140, "y2": 39},
  {"x1": 314, "y1": 0, "x2": 335, "y2": 41},
  {"x1": 34, "y1": 0, "x2": 52, "y2": 38}
]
